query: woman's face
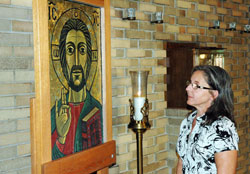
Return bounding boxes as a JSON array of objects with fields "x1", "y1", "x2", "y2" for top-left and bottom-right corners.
[{"x1": 186, "y1": 70, "x2": 216, "y2": 113}]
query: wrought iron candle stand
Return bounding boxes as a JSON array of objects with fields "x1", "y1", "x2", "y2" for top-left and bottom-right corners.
[{"x1": 128, "y1": 70, "x2": 151, "y2": 174}]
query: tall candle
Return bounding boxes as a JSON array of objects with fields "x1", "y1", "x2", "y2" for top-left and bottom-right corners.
[
  {"x1": 133, "y1": 97, "x2": 145, "y2": 121},
  {"x1": 129, "y1": 70, "x2": 149, "y2": 121}
]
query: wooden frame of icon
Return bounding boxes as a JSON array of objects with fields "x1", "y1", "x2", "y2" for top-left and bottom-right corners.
[{"x1": 30, "y1": 0, "x2": 115, "y2": 173}]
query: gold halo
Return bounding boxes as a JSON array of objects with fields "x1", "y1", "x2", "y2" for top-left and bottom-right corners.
[{"x1": 50, "y1": 8, "x2": 99, "y2": 91}]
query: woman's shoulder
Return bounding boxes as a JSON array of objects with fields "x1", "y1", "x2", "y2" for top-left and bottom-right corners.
[
  {"x1": 208, "y1": 116, "x2": 239, "y2": 151},
  {"x1": 209, "y1": 116, "x2": 238, "y2": 139},
  {"x1": 211, "y1": 116, "x2": 236, "y2": 128}
]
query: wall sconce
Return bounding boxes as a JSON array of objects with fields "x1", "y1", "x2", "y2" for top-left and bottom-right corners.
[
  {"x1": 243, "y1": 24, "x2": 250, "y2": 33},
  {"x1": 240, "y1": 24, "x2": 250, "y2": 34},
  {"x1": 122, "y1": 8, "x2": 136, "y2": 20},
  {"x1": 128, "y1": 70, "x2": 151, "y2": 174},
  {"x1": 226, "y1": 22, "x2": 236, "y2": 31},
  {"x1": 209, "y1": 20, "x2": 220, "y2": 29},
  {"x1": 151, "y1": 12, "x2": 163, "y2": 24}
]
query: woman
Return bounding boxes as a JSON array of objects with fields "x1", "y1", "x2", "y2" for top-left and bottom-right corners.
[{"x1": 176, "y1": 65, "x2": 239, "y2": 174}]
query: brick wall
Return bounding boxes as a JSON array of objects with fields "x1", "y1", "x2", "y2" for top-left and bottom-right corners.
[
  {"x1": 0, "y1": 0, "x2": 33, "y2": 173},
  {"x1": 110, "y1": 0, "x2": 250, "y2": 174},
  {"x1": 0, "y1": 0, "x2": 249, "y2": 174}
]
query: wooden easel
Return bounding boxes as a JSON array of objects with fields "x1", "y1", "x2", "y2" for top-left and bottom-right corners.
[{"x1": 30, "y1": 0, "x2": 115, "y2": 173}]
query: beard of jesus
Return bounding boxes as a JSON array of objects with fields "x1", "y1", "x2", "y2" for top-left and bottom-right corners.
[{"x1": 68, "y1": 65, "x2": 86, "y2": 92}]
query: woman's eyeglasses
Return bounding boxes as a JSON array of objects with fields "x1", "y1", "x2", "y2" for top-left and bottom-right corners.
[{"x1": 186, "y1": 81, "x2": 214, "y2": 90}]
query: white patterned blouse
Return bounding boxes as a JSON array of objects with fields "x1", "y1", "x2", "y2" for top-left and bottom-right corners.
[{"x1": 176, "y1": 111, "x2": 239, "y2": 174}]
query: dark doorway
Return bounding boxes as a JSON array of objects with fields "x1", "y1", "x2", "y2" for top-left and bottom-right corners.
[{"x1": 165, "y1": 42, "x2": 197, "y2": 108}]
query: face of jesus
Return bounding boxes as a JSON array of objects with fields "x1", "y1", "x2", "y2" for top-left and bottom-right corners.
[{"x1": 65, "y1": 29, "x2": 87, "y2": 92}]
